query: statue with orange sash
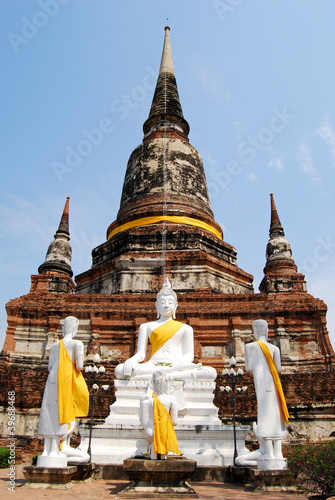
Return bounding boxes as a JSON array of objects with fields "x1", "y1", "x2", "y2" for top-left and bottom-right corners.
[
  {"x1": 37, "y1": 316, "x2": 89, "y2": 467},
  {"x1": 237, "y1": 319, "x2": 288, "y2": 470},
  {"x1": 140, "y1": 371, "x2": 182, "y2": 460},
  {"x1": 115, "y1": 279, "x2": 216, "y2": 381}
]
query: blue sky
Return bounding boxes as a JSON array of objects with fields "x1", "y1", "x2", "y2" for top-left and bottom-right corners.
[{"x1": 1, "y1": 0, "x2": 335, "y2": 349}]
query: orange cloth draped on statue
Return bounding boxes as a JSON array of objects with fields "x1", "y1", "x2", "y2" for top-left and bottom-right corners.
[
  {"x1": 149, "y1": 319, "x2": 184, "y2": 359},
  {"x1": 152, "y1": 393, "x2": 181, "y2": 456},
  {"x1": 58, "y1": 339, "x2": 89, "y2": 425},
  {"x1": 256, "y1": 340, "x2": 289, "y2": 424}
]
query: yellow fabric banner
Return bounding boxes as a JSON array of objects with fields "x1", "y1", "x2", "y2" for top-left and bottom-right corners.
[
  {"x1": 256, "y1": 340, "x2": 289, "y2": 424},
  {"x1": 58, "y1": 340, "x2": 89, "y2": 425},
  {"x1": 150, "y1": 319, "x2": 184, "y2": 359},
  {"x1": 153, "y1": 393, "x2": 181, "y2": 456},
  {"x1": 107, "y1": 215, "x2": 222, "y2": 240}
]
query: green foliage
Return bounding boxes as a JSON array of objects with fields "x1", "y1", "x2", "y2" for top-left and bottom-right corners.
[
  {"x1": 286, "y1": 440, "x2": 335, "y2": 499},
  {"x1": 0, "y1": 447, "x2": 10, "y2": 468},
  {"x1": 31, "y1": 454, "x2": 38, "y2": 466}
]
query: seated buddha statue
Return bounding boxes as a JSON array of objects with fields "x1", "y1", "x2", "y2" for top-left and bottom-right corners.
[{"x1": 114, "y1": 279, "x2": 216, "y2": 381}]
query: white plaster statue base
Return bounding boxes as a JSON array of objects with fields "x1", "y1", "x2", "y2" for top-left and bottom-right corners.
[
  {"x1": 61, "y1": 444, "x2": 89, "y2": 463},
  {"x1": 79, "y1": 422, "x2": 250, "y2": 466},
  {"x1": 36, "y1": 454, "x2": 68, "y2": 468},
  {"x1": 78, "y1": 377, "x2": 250, "y2": 466},
  {"x1": 257, "y1": 457, "x2": 287, "y2": 470},
  {"x1": 105, "y1": 378, "x2": 222, "y2": 427}
]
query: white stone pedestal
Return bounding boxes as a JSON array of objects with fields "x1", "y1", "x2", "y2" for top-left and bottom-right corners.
[
  {"x1": 79, "y1": 422, "x2": 250, "y2": 466},
  {"x1": 36, "y1": 455, "x2": 68, "y2": 468},
  {"x1": 257, "y1": 457, "x2": 287, "y2": 470},
  {"x1": 106, "y1": 378, "x2": 222, "y2": 426},
  {"x1": 79, "y1": 377, "x2": 250, "y2": 466}
]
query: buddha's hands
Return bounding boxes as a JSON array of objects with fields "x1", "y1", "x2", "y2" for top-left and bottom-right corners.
[{"x1": 123, "y1": 357, "x2": 138, "y2": 377}]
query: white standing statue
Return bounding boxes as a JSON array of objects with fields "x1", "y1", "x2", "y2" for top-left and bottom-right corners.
[
  {"x1": 236, "y1": 319, "x2": 289, "y2": 470},
  {"x1": 115, "y1": 278, "x2": 216, "y2": 381},
  {"x1": 37, "y1": 316, "x2": 90, "y2": 467},
  {"x1": 140, "y1": 371, "x2": 181, "y2": 460}
]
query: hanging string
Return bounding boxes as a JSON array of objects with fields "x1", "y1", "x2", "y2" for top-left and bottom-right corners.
[{"x1": 161, "y1": 60, "x2": 168, "y2": 282}]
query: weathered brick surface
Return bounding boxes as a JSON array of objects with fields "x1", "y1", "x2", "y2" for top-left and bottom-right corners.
[{"x1": 1, "y1": 286, "x2": 334, "y2": 441}]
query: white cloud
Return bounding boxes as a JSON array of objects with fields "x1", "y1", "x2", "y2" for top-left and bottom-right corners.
[
  {"x1": 193, "y1": 59, "x2": 231, "y2": 102},
  {"x1": 0, "y1": 194, "x2": 56, "y2": 242},
  {"x1": 268, "y1": 155, "x2": 284, "y2": 171},
  {"x1": 316, "y1": 115, "x2": 335, "y2": 169},
  {"x1": 0, "y1": 192, "x2": 104, "y2": 277},
  {"x1": 205, "y1": 154, "x2": 216, "y2": 166},
  {"x1": 246, "y1": 173, "x2": 257, "y2": 181},
  {"x1": 297, "y1": 141, "x2": 322, "y2": 187}
]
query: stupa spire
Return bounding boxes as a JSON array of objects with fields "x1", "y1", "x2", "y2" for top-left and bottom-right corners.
[
  {"x1": 159, "y1": 25, "x2": 174, "y2": 74},
  {"x1": 269, "y1": 193, "x2": 284, "y2": 237},
  {"x1": 259, "y1": 194, "x2": 306, "y2": 293},
  {"x1": 56, "y1": 196, "x2": 70, "y2": 239},
  {"x1": 38, "y1": 197, "x2": 73, "y2": 277},
  {"x1": 143, "y1": 26, "x2": 189, "y2": 138},
  {"x1": 266, "y1": 193, "x2": 293, "y2": 264}
]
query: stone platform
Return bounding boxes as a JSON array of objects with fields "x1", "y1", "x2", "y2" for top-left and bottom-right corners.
[
  {"x1": 118, "y1": 456, "x2": 199, "y2": 498},
  {"x1": 79, "y1": 422, "x2": 250, "y2": 466},
  {"x1": 22, "y1": 463, "x2": 95, "y2": 489},
  {"x1": 1, "y1": 462, "x2": 307, "y2": 499},
  {"x1": 95, "y1": 462, "x2": 295, "y2": 491}
]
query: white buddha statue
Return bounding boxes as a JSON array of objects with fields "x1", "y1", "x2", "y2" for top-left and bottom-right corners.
[
  {"x1": 139, "y1": 371, "x2": 181, "y2": 460},
  {"x1": 37, "y1": 316, "x2": 89, "y2": 466},
  {"x1": 114, "y1": 279, "x2": 216, "y2": 381},
  {"x1": 237, "y1": 319, "x2": 288, "y2": 469}
]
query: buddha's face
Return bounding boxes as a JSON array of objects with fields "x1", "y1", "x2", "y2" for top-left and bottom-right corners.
[{"x1": 156, "y1": 294, "x2": 177, "y2": 319}]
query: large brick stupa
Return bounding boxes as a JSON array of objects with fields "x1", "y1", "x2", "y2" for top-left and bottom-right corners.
[{"x1": 0, "y1": 27, "x2": 334, "y2": 447}]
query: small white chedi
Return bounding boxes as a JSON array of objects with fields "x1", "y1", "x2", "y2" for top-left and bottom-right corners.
[
  {"x1": 139, "y1": 371, "x2": 180, "y2": 460},
  {"x1": 37, "y1": 316, "x2": 90, "y2": 467},
  {"x1": 80, "y1": 279, "x2": 250, "y2": 465},
  {"x1": 236, "y1": 319, "x2": 289, "y2": 470}
]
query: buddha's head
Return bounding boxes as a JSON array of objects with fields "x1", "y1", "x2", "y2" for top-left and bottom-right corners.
[
  {"x1": 156, "y1": 278, "x2": 178, "y2": 319},
  {"x1": 252, "y1": 319, "x2": 268, "y2": 340},
  {"x1": 63, "y1": 316, "x2": 79, "y2": 338}
]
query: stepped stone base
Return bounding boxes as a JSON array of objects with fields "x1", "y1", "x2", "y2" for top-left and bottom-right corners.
[
  {"x1": 231, "y1": 467, "x2": 296, "y2": 492},
  {"x1": 79, "y1": 422, "x2": 250, "y2": 466},
  {"x1": 118, "y1": 456, "x2": 199, "y2": 498},
  {"x1": 22, "y1": 463, "x2": 95, "y2": 489},
  {"x1": 257, "y1": 457, "x2": 287, "y2": 471}
]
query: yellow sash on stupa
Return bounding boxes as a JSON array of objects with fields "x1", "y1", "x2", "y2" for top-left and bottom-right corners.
[
  {"x1": 153, "y1": 393, "x2": 181, "y2": 456},
  {"x1": 149, "y1": 319, "x2": 184, "y2": 359},
  {"x1": 256, "y1": 340, "x2": 289, "y2": 424},
  {"x1": 58, "y1": 339, "x2": 89, "y2": 425}
]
